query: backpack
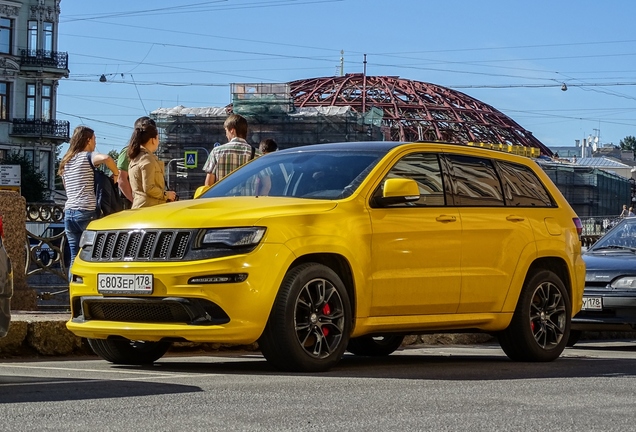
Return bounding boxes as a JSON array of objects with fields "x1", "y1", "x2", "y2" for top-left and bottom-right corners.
[{"x1": 87, "y1": 153, "x2": 124, "y2": 217}]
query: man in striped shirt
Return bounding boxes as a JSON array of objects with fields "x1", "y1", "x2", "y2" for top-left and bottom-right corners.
[{"x1": 203, "y1": 114, "x2": 259, "y2": 186}]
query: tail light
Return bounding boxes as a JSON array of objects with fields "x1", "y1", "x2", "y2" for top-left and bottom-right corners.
[
  {"x1": 0, "y1": 216, "x2": 3, "y2": 238},
  {"x1": 573, "y1": 217, "x2": 583, "y2": 237}
]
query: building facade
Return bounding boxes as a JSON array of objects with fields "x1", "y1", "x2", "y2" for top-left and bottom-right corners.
[{"x1": 0, "y1": 0, "x2": 69, "y2": 194}]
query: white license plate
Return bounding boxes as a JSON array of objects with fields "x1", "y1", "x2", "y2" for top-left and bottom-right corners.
[
  {"x1": 582, "y1": 296, "x2": 602, "y2": 311},
  {"x1": 97, "y1": 274, "x2": 153, "y2": 294}
]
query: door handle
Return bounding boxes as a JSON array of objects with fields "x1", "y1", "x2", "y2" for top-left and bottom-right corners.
[
  {"x1": 506, "y1": 215, "x2": 525, "y2": 222},
  {"x1": 436, "y1": 215, "x2": 457, "y2": 222}
]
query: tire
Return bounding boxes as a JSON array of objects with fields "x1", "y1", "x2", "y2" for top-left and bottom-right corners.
[
  {"x1": 258, "y1": 263, "x2": 352, "y2": 372},
  {"x1": 566, "y1": 329, "x2": 582, "y2": 347},
  {"x1": 347, "y1": 334, "x2": 405, "y2": 356},
  {"x1": 87, "y1": 338, "x2": 171, "y2": 365},
  {"x1": 498, "y1": 270, "x2": 571, "y2": 362}
]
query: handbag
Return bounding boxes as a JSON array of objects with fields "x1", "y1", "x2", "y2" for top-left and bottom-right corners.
[{"x1": 87, "y1": 152, "x2": 124, "y2": 217}]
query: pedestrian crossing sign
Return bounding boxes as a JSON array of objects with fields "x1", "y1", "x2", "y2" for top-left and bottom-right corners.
[{"x1": 184, "y1": 151, "x2": 197, "y2": 168}]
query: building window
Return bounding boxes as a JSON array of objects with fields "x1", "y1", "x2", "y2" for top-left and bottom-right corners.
[
  {"x1": 23, "y1": 149, "x2": 34, "y2": 164},
  {"x1": 39, "y1": 149, "x2": 51, "y2": 186},
  {"x1": 27, "y1": 20, "x2": 37, "y2": 51},
  {"x1": 43, "y1": 22, "x2": 53, "y2": 53},
  {"x1": 26, "y1": 84, "x2": 36, "y2": 120},
  {"x1": 42, "y1": 85, "x2": 51, "y2": 121},
  {"x1": 0, "y1": 18, "x2": 12, "y2": 54},
  {"x1": 0, "y1": 83, "x2": 8, "y2": 120}
]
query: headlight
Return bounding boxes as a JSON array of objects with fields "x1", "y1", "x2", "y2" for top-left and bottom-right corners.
[
  {"x1": 79, "y1": 231, "x2": 97, "y2": 248},
  {"x1": 610, "y1": 277, "x2": 636, "y2": 289},
  {"x1": 200, "y1": 227, "x2": 266, "y2": 248}
]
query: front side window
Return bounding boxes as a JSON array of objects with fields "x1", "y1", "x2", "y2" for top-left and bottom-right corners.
[
  {"x1": 27, "y1": 20, "x2": 37, "y2": 51},
  {"x1": 0, "y1": 82, "x2": 8, "y2": 120},
  {"x1": 43, "y1": 22, "x2": 53, "y2": 53},
  {"x1": 497, "y1": 161, "x2": 555, "y2": 207},
  {"x1": 26, "y1": 84, "x2": 36, "y2": 119},
  {"x1": 42, "y1": 85, "x2": 51, "y2": 121},
  {"x1": 447, "y1": 154, "x2": 504, "y2": 206},
  {"x1": 377, "y1": 152, "x2": 446, "y2": 207}
]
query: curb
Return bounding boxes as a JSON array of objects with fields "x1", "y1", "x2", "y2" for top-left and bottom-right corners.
[
  {"x1": 0, "y1": 311, "x2": 498, "y2": 359},
  {"x1": 0, "y1": 312, "x2": 88, "y2": 358},
  {"x1": 4, "y1": 312, "x2": 636, "y2": 360}
]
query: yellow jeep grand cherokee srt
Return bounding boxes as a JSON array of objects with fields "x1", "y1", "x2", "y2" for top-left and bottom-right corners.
[{"x1": 67, "y1": 141, "x2": 585, "y2": 372}]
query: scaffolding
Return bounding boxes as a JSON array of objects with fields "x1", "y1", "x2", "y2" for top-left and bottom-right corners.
[
  {"x1": 540, "y1": 163, "x2": 631, "y2": 217},
  {"x1": 151, "y1": 100, "x2": 383, "y2": 199},
  {"x1": 150, "y1": 77, "x2": 557, "y2": 199}
]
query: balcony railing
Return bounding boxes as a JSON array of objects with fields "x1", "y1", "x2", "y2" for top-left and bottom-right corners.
[
  {"x1": 19, "y1": 49, "x2": 69, "y2": 71},
  {"x1": 10, "y1": 118, "x2": 70, "y2": 141}
]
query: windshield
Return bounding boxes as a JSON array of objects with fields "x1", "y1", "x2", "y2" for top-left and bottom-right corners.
[
  {"x1": 590, "y1": 219, "x2": 636, "y2": 251},
  {"x1": 200, "y1": 149, "x2": 385, "y2": 200}
]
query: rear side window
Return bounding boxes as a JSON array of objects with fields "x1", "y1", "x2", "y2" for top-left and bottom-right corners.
[
  {"x1": 446, "y1": 154, "x2": 504, "y2": 206},
  {"x1": 497, "y1": 161, "x2": 555, "y2": 207},
  {"x1": 379, "y1": 153, "x2": 446, "y2": 207}
]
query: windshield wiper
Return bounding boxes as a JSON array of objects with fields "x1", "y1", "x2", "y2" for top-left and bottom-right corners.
[{"x1": 592, "y1": 245, "x2": 636, "y2": 253}]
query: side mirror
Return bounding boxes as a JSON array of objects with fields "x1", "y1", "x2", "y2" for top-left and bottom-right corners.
[
  {"x1": 194, "y1": 185, "x2": 212, "y2": 199},
  {"x1": 374, "y1": 178, "x2": 420, "y2": 207}
]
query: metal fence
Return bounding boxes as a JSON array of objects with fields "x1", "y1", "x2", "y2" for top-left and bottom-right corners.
[
  {"x1": 579, "y1": 216, "x2": 622, "y2": 248},
  {"x1": 25, "y1": 203, "x2": 69, "y2": 310}
]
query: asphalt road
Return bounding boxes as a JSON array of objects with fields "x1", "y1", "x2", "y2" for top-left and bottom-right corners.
[{"x1": 1, "y1": 341, "x2": 636, "y2": 432}]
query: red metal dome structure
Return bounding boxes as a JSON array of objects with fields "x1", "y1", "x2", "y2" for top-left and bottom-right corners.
[{"x1": 290, "y1": 73, "x2": 552, "y2": 155}]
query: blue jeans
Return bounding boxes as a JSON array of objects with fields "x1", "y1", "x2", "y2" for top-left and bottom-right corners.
[{"x1": 65, "y1": 208, "x2": 98, "y2": 280}]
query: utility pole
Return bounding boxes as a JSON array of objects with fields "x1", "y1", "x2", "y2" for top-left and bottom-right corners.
[
  {"x1": 362, "y1": 54, "x2": 367, "y2": 114},
  {"x1": 340, "y1": 50, "x2": 344, "y2": 77}
]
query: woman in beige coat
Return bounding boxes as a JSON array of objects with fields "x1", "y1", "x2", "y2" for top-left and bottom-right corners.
[{"x1": 127, "y1": 119, "x2": 176, "y2": 208}]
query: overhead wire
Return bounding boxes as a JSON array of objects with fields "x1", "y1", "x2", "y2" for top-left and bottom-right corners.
[{"x1": 57, "y1": 2, "x2": 636, "y2": 143}]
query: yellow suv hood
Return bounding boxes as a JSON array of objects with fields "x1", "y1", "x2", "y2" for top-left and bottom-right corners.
[{"x1": 87, "y1": 197, "x2": 338, "y2": 230}]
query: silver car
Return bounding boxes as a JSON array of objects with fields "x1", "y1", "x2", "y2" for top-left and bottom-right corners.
[{"x1": 0, "y1": 216, "x2": 13, "y2": 337}]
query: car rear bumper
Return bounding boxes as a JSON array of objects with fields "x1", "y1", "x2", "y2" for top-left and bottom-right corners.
[{"x1": 572, "y1": 294, "x2": 636, "y2": 331}]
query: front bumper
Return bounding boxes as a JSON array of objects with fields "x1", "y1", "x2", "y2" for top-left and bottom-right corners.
[{"x1": 66, "y1": 242, "x2": 292, "y2": 344}]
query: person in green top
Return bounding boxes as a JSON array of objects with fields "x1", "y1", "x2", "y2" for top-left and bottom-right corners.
[{"x1": 118, "y1": 116, "x2": 156, "y2": 208}]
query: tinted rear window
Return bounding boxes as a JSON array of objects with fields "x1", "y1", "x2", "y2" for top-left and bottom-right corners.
[{"x1": 497, "y1": 161, "x2": 555, "y2": 207}]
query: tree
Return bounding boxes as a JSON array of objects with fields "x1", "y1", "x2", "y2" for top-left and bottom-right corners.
[
  {"x1": 1, "y1": 152, "x2": 47, "y2": 202},
  {"x1": 104, "y1": 150, "x2": 119, "y2": 176},
  {"x1": 54, "y1": 144, "x2": 63, "y2": 191},
  {"x1": 620, "y1": 136, "x2": 636, "y2": 154}
]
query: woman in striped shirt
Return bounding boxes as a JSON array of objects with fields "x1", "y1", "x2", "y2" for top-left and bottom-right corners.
[{"x1": 58, "y1": 125, "x2": 119, "y2": 276}]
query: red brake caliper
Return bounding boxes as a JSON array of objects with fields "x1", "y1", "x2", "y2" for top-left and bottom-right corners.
[{"x1": 321, "y1": 303, "x2": 331, "y2": 337}]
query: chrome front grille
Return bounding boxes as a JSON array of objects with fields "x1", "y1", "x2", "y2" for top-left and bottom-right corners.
[{"x1": 87, "y1": 230, "x2": 192, "y2": 261}]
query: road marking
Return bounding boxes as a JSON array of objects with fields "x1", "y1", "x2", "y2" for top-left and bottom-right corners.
[
  {"x1": 0, "y1": 363, "x2": 175, "y2": 376},
  {"x1": 0, "y1": 373, "x2": 223, "y2": 388}
]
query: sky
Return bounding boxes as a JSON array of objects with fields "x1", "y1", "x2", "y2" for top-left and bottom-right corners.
[{"x1": 57, "y1": 0, "x2": 636, "y2": 156}]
